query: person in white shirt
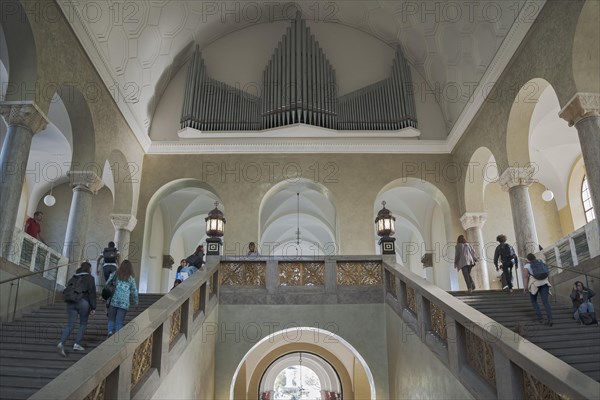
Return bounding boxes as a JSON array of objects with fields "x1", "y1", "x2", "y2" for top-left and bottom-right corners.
[{"x1": 523, "y1": 253, "x2": 553, "y2": 326}]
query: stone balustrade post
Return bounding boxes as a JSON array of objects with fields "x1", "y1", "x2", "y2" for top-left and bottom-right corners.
[
  {"x1": 460, "y1": 212, "x2": 490, "y2": 290},
  {"x1": 0, "y1": 101, "x2": 48, "y2": 258}
]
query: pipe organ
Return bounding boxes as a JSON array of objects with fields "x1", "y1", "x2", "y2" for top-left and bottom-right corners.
[{"x1": 180, "y1": 13, "x2": 417, "y2": 132}]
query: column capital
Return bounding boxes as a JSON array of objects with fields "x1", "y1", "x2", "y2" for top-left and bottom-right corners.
[
  {"x1": 559, "y1": 93, "x2": 600, "y2": 127},
  {"x1": 0, "y1": 101, "x2": 49, "y2": 134},
  {"x1": 499, "y1": 166, "x2": 536, "y2": 191},
  {"x1": 460, "y1": 212, "x2": 487, "y2": 230},
  {"x1": 110, "y1": 214, "x2": 137, "y2": 231},
  {"x1": 68, "y1": 171, "x2": 104, "y2": 194}
]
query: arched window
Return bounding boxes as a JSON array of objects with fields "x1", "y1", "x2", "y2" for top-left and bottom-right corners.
[{"x1": 582, "y1": 176, "x2": 596, "y2": 223}]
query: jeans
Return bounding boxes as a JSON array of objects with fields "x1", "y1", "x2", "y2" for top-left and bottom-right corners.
[
  {"x1": 107, "y1": 306, "x2": 128, "y2": 333},
  {"x1": 461, "y1": 265, "x2": 476, "y2": 290},
  {"x1": 103, "y1": 264, "x2": 117, "y2": 282},
  {"x1": 501, "y1": 261, "x2": 514, "y2": 289},
  {"x1": 574, "y1": 301, "x2": 595, "y2": 320},
  {"x1": 60, "y1": 299, "x2": 90, "y2": 345},
  {"x1": 530, "y1": 284, "x2": 553, "y2": 322}
]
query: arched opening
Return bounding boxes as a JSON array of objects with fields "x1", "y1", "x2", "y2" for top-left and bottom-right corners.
[
  {"x1": 231, "y1": 327, "x2": 375, "y2": 400},
  {"x1": 260, "y1": 352, "x2": 342, "y2": 400},
  {"x1": 259, "y1": 179, "x2": 338, "y2": 257},
  {"x1": 375, "y1": 178, "x2": 456, "y2": 290},
  {"x1": 141, "y1": 179, "x2": 223, "y2": 292}
]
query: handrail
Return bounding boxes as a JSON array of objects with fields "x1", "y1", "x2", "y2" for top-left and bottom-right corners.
[{"x1": 0, "y1": 258, "x2": 84, "y2": 285}]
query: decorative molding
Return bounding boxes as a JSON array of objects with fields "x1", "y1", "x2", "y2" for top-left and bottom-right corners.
[
  {"x1": 559, "y1": 93, "x2": 600, "y2": 127},
  {"x1": 0, "y1": 101, "x2": 49, "y2": 134},
  {"x1": 110, "y1": 214, "x2": 138, "y2": 232},
  {"x1": 499, "y1": 166, "x2": 537, "y2": 191},
  {"x1": 67, "y1": 171, "x2": 105, "y2": 194},
  {"x1": 446, "y1": 0, "x2": 547, "y2": 151},
  {"x1": 460, "y1": 212, "x2": 487, "y2": 230},
  {"x1": 148, "y1": 138, "x2": 449, "y2": 155}
]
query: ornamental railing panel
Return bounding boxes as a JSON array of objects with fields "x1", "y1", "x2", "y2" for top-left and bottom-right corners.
[
  {"x1": 279, "y1": 262, "x2": 325, "y2": 286},
  {"x1": 336, "y1": 261, "x2": 382, "y2": 286},
  {"x1": 169, "y1": 306, "x2": 182, "y2": 344},
  {"x1": 221, "y1": 262, "x2": 266, "y2": 286},
  {"x1": 131, "y1": 335, "x2": 153, "y2": 389}
]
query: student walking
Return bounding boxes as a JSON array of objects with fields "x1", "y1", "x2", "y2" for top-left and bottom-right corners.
[
  {"x1": 523, "y1": 253, "x2": 553, "y2": 326},
  {"x1": 454, "y1": 235, "x2": 478, "y2": 294},
  {"x1": 57, "y1": 262, "x2": 97, "y2": 356},
  {"x1": 105, "y1": 260, "x2": 139, "y2": 336},
  {"x1": 493, "y1": 234, "x2": 519, "y2": 292}
]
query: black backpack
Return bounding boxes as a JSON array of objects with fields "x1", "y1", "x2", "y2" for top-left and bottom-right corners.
[
  {"x1": 63, "y1": 275, "x2": 86, "y2": 303},
  {"x1": 499, "y1": 243, "x2": 516, "y2": 263},
  {"x1": 103, "y1": 247, "x2": 118, "y2": 263},
  {"x1": 529, "y1": 259, "x2": 549, "y2": 280}
]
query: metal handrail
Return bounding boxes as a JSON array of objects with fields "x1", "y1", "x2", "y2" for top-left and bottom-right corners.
[
  {"x1": 517, "y1": 254, "x2": 600, "y2": 281},
  {"x1": 1, "y1": 259, "x2": 84, "y2": 322},
  {"x1": 0, "y1": 259, "x2": 83, "y2": 285}
]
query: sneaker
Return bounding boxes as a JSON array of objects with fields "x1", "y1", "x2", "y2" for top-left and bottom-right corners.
[
  {"x1": 546, "y1": 320, "x2": 553, "y2": 327},
  {"x1": 502, "y1": 285, "x2": 509, "y2": 290},
  {"x1": 73, "y1": 344, "x2": 85, "y2": 351},
  {"x1": 57, "y1": 342, "x2": 66, "y2": 357}
]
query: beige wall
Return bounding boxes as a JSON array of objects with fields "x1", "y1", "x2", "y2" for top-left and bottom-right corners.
[
  {"x1": 132, "y1": 154, "x2": 463, "y2": 286},
  {"x1": 151, "y1": 305, "x2": 218, "y2": 400},
  {"x1": 385, "y1": 306, "x2": 473, "y2": 399},
  {"x1": 214, "y1": 304, "x2": 390, "y2": 399}
]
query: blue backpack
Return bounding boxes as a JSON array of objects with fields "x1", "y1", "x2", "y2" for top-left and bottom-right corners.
[{"x1": 529, "y1": 259, "x2": 549, "y2": 280}]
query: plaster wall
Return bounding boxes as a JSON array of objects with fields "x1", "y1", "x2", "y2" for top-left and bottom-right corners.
[
  {"x1": 385, "y1": 306, "x2": 473, "y2": 400},
  {"x1": 482, "y1": 183, "x2": 516, "y2": 289},
  {"x1": 132, "y1": 154, "x2": 463, "y2": 285},
  {"x1": 151, "y1": 305, "x2": 218, "y2": 400},
  {"x1": 214, "y1": 304, "x2": 389, "y2": 399},
  {"x1": 529, "y1": 182, "x2": 563, "y2": 248},
  {"x1": 21, "y1": 4, "x2": 145, "y2": 216},
  {"x1": 452, "y1": 0, "x2": 585, "y2": 213}
]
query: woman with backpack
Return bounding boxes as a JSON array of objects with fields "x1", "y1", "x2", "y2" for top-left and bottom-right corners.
[
  {"x1": 57, "y1": 262, "x2": 96, "y2": 356},
  {"x1": 105, "y1": 260, "x2": 139, "y2": 336},
  {"x1": 454, "y1": 235, "x2": 478, "y2": 294},
  {"x1": 523, "y1": 253, "x2": 553, "y2": 326},
  {"x1": 570, "y1": 281, "x2": 596, "y2": 323}
]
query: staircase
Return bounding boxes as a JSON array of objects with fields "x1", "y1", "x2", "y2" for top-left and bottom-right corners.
[
  {"x1": 452, "y1": 290, "x2": 600, "y2": 382},
  {"x1": 0, "y1": 294, "x2": 162, "y2": 400}
]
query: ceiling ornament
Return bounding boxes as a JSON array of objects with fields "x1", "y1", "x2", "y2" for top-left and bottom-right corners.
[{"x1": 180, "y1": 13, "x2": 417, "y2": 133}]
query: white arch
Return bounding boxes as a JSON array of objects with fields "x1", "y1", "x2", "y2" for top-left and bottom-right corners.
[{"x1": 230, "y1": 327, "x2": 376, "y2": 400}]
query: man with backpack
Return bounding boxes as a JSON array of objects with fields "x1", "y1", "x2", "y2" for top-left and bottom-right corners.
[
  {"x1": 523, "y1": 253, "x2": 553, "y2": 326},
  {"x1": 97, "y1": 241, "x2": 120, "y2": 282},
  {"x1": 493, "y1": 234, "x2": 519, "y2": 293},
  {"x1": 58, "y1": 262, "x2": 97, "y2": 356}
]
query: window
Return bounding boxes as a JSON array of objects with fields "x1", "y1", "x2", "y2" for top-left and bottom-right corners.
[{"x1": 582, "y1": 176, "x2": 596, "y2": 222}]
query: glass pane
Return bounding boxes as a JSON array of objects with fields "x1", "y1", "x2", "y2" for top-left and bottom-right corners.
[{"x1": 273, "y1": 365, "x2": 321, "y2": 400}]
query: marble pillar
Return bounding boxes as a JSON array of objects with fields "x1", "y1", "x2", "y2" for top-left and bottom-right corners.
[
  {"x1": 460, "y1": 212, "x2": 490, "y2": 290},
  {"x1": 499, "y1": 166, "x2": 539, "y2": 264},
  {"x1": 110, "y1": 214, "x2": 138, "y2": 261},
  {"x1": 559, "y1": 93, "x2": 600, "y2": 226},
  {"x1": 63, "y1": 171, "x2": 104, "y2": 275},
  {"x1": 0, "y1": 102, "x2": 48, "y2": 258}
]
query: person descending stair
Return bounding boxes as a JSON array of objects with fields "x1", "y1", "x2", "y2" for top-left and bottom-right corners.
[
  {"x1": 57, "y1": 262, "x2": 97, "y2": 357},
  {"x1": 523, "y1": 253, "x2": 553, "y2": 326}
]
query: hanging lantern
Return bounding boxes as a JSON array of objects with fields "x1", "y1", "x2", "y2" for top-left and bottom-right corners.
[
  {"x1": 375, "y1": 201, "x2": 396, "y2": 255},
  {"x1": 205, "y1": 201, "x2": 225, "y2": 256}
]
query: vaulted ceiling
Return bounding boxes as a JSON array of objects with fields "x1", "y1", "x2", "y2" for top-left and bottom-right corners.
[{"x1": 57, "y1": 0, "x2": 540, "y2": 149}]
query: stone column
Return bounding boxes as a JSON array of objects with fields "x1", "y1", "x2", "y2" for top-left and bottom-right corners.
[
  {"x1": 63, "y1": 171, "x2": 104, "y2": 275},
  {"x1": 559, "y1": 93, "x2": 600, "y2": 224},
  {"x1": 499, "y1": 167, "x2": 539, "y2": 263},
  {"x1": 0, "y1": 102, "x2": 48, "y2": 257},
  {"x1": 110, "y1": 214, "x2": 137, "y2": 260},
  {"x1": 460, "y1": 212, "x2": 490, "y2": 290}
]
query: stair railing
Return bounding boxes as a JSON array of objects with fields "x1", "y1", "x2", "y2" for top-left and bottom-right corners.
[
  {"x1": 384, "y1": 258, "x2": 600, "y2": 399},
  {"x1": 0, "y1": 258, "x2": 83, "y2": 322}
]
